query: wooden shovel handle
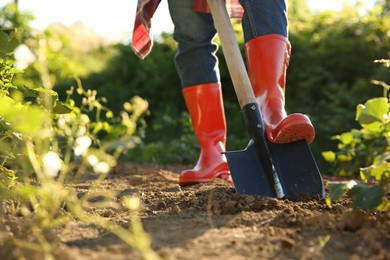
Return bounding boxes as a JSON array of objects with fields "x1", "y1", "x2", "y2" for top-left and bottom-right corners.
[{"x1": 207, "y1": 0, "x2": 256, "y2": 109}]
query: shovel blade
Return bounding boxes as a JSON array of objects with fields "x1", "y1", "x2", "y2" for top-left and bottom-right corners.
[
  {"x1": 225, "y1": 142, "x2": 276, "y2": 197},
  {"x1": 267, "y1": 140, "x2": 325, "y2": 198}
]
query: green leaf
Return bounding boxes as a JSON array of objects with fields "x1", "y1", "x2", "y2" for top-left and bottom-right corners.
[
  {"x1": 4, "y1": 83, "x2": 16, "y2": 89},
  {"x1": 368, "y1": 162, "x2": 390, "y2": 181},
  {"x1": 356, "y1": 98, "x2": 389, "y2": 127},
  {"x1": 348, "y1": 183, "x2": 385, "y2": 210},
  {"x1": 52, "y1": 100, "x2": 72, "y2": 114},
  {"x1": 34, "y1": 87, "x2": 59, "y2": 105},
  {"x1": 3, "y1": 38, "x2": 18, "y2": 53},
  {"x1": 355, "y1": 104, "x2": 364, "y2": 121},
  {"x1": 322, "y1": 151, "x2": 336, "y2": 162},
  {"x1": 17, "y1": 85, "x2": 40, "y2": 98},
  {"x1": 33, "y1": 87, "x2": 59, "y2": 98},
  {"x1": 0, "y1": 31, "x2": 9, "y2": 50},
  {"x1": 338, "y1": 132, "x2": 354, "y2": 145},
  {"x1": 0, "y1": 30, "x2": 18, "y2": 53},
  {"x1": 325, "y1": 197, "x2": 332, "y2": 208},
  {"x1": 328, "y1": 182, "x2": 347, "y2": 201},
  {"x1": 360, "y1": 167, "x2": 370, "y2": 182},
  {"x1": 337, "y1": 154, "x2": 352, "y2": 162},
  {"x1": 376, "y1": 199, "x2": 390, "y2": 211},
  {"x1": 8, "y1": 68, "x2": 23, "y2": 74},
  {"x1": 0, "y1": 96, "x2": 47, "y2": 136}
]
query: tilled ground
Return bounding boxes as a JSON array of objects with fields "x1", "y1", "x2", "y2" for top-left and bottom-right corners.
[{"x1": 1, "y1": 162, "x2": 389, "y2": 259}]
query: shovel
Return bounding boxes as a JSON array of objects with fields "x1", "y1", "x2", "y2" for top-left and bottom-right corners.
[{"x1": 207, "y1": 0, "x2": 325, "y2": 198}]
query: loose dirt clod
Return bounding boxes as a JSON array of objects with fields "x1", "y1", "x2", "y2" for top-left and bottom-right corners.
[{"x1": 339, "y1": 208, "x2": 366, "y2": 231}]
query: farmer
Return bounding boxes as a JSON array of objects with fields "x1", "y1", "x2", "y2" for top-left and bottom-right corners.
[{"x1": 132, "y1": 0, "x2": 315, "y2": 185}]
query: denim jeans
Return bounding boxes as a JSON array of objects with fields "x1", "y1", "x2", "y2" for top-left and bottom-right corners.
[{"x1": 167, "y1": 0, "x2": 288, "y2": 88}]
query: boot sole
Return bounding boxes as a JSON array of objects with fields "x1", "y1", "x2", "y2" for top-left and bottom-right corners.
[
  {"x1": 179, "y1": 171, "x2": 231, "y2": 186},
  {"x1": 273, "y1": 123, "x2": 315, "y2": 144}
]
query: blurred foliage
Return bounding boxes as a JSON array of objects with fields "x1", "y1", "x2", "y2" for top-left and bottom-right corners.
[
  {"x1": 286, "y1": 0, "x2": 390, "y2": 173},
  {"x1": 13, "y1": 23, "x2": 113, "y2": 89},
  {"x1": 11, "y1": 0, "x2": 390, "y2": 173},
  {"x1": 0, "y1": 2, "x2": 34, "y2": 42},
  {"x1": 324, "y1": 61, "x2": 390, "y2": 210},
  {"x1": 1, "y1": 7, "x2": 157, "y2": 258}
]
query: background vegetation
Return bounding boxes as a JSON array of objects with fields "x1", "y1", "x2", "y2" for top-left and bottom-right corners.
[
  {"x1": 0, "y1": 0, "x2": 389, "y2": 257},
  {"x1": 16, "y1": 0, "x2": 386, "y2": 174},
  {"x1": 1, "y1": 3, "x2": 158, "y2": 258},
  {"x1": 1, "y1": 0, "x2": 388, "y2": 175}
]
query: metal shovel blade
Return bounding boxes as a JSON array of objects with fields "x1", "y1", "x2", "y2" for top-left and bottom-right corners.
[
  {"x1": 227, "y1": 139, "x2": 325, "y2": 199},
  {"x1": 225, "y1": 141, "x2": 277, "y2": 197},
  {"x1": 267, "y1": 140, "x2": 325, "y2": 198}
]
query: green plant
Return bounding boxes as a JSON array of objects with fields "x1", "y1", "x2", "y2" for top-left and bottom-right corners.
[
  {"x1": 0, "y1": 30, "x2": 158, "y2": 259},
  {"x1": 323, "y1": 60, "x2": 390, "y2": 211}
]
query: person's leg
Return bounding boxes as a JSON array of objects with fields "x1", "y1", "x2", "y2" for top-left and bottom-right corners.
[
  {"x1": 239, "y1": 0, "x2": 315, "y2": 144},
  {"x1": 168, "y1": 0, "x2": 229, "y2": 185},
  {"x1": 168, "y1": 0, "x2": 219, "y2": 87},
  {"x1": 240, "y1": 0, "x2": 288, "y2": 41}
]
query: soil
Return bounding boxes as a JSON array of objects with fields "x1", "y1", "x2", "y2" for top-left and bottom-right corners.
[{"x1": 1, "y1": 162, "x2": 390, "y2": 260}]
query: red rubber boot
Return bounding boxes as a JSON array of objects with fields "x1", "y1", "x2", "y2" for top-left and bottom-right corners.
[
  {"x1": 245, "y1": 34, "x2": 315, "y2": 144},
  {"x1": 179, "y1": 83, "x2": 230, "y2": 185}
]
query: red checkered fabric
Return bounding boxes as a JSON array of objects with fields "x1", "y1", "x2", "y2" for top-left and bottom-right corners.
[{"x1": 132, "y1": 0, "x2": 243, "y2": 59}]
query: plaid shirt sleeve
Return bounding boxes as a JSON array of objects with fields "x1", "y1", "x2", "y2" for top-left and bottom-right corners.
[
  {"x1": 131, "y1": 0, "x2": 162, "y2": 59},
  {"x1": 132, "y1": 0, "x2": 243, "y2": 59}
]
